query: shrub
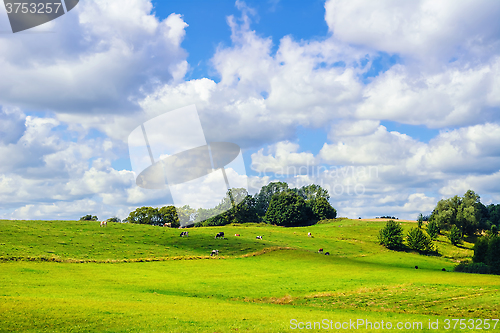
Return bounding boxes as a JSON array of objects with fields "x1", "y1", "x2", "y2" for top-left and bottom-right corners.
[
  {"x1": 406, "y1": 227, "x2": 435, "y2": 252},
  {"x1": 454, "y1": 262, "x2": 491, "y2": 274},
  {"x1": 426, "y1": 219, "x2": 440, "y2": 240},
  {"x1": 448, "y1": 225, "x2": 462, "y2": 246},
  {"x1": 378, "y1": 220, "x2": 404, "y2": 250}
]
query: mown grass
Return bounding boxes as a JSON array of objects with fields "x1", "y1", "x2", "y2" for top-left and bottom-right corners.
[{"x1": 0, "y1": 219, "x2": 498, "y2": 332}]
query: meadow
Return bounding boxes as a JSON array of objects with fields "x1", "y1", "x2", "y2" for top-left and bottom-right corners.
[{"x1": 0, "y1": 219, "x2": 499, "y2": 332}]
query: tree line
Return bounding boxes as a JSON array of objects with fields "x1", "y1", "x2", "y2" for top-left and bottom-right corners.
[{"x1": 122, "y1": 182, "x2": 337, "y2": 228}]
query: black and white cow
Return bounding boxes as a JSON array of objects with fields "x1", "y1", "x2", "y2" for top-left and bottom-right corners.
[
  {"x1": 210, "y1": 249, "x2": 219, "y2": 256},
  {"x1": 215, "y1": 232, "x2": 224, "y2": 239},
  {"x1": 324, "y1": 252, "x2": 330, "y2": 255},
  {"x1": 318, "y1": 248, "x2": 323, "y2": 254},
  {"x1": 180, "y1": 231, "x2": 189, "y2": 237},
  {"x1": 256, "y1": 236, "x2": 263, "y2": 240}
]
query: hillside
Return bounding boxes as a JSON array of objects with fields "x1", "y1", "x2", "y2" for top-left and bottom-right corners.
[{"x1": 1, "y1": 219, "x2": 499, "y2": 333}]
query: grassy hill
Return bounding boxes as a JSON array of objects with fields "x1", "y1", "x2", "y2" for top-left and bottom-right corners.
[{"x1": 0, "y1": 219, "x2": 499, "y2": 332}]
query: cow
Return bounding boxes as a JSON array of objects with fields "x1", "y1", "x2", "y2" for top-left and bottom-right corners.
[
  {"x1": 164, "y1": 223, "x2": 171, "y2": 227},
  {"x1": 256, "y1": 236, "x2": 263, "y2": 240},
  {"x1": 324, "y1": 252, "x2": 330, "y2": 255},
  {"x1": 442, "y1": 268, "x2": 446, "y2": 271},
  {"x1": 100, "y1": 221, "x2": 107, "y2": 227},
  {"x1": 318, "y1": 248, "x2": 323, "y2": 254},
  {"x1": 308, "y1": 232, "x2": 312, "y2": 237},
  {"x1": 210, "y1": 249, "x2": 219, "y2": 256},
  {"x1": 215, "y1": 232, "x2": 224, "y2": 239},
  {"x1": 235, "y1": 234, "x2": 240, "y2": 236},
  {"x1": 415, "y1": 266, "x2": 419, "y2": 269},
  {"x1": 179, "y1": 231, "x2": 188, "y2": 237}
]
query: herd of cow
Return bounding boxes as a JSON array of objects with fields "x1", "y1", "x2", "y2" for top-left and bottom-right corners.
[{"x1": 177, "y1": 230, "x2": 328, "y2": 257}]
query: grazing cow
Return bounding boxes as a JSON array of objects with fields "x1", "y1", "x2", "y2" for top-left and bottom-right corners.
[
  {"x1": 442, "y1": 268, "x2": 446, "y2": 271},
  {"x1": 415, "y1": 266, "x2": 419, "y2": 269},
  {"x1": 318, "y1": 248, "x2": 323, "y2": 254},
  {"x1": 256, "y1": 236, "x2": 262, "y2": 240},
  {"x1": 180, "y1": 231, "x2": 188, "y2": 237},
  {"x1": 100, "y1": 221, "x2": 107, "y2": 227},
  {"x1": 164, "y1": 223, "x2": 171, "y2": 227},
  {"x1": 210, "y1": 249, "x2": 219, "y2": 256},
  {"x1": 308, "y1": 232, "x2": 312, "y2": 237},
  {"x1": 235, "y1": 234, "x2": 240, "y2": 237},
  {"x1": 324, "y1": 252, "x2": 330, "y2": 255},
  {"x1": 215, "y1": 232, "x2": 224, "y2": 239}
]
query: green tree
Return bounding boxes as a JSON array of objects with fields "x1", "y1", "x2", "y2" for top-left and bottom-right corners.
[
  {"x1": 406, "y1": 227, "x2": 435, "y2": 252},
  {"x1": 378, "y1": 220, "x2": 404, "y2": 250},
  {"x1": 473, "y1": 237, "x2": 489, "y2": 264},
  {"x1": 311, "y1": 196, "x2": 337, "y2": 220},
  {"x1": 448, "y1": 225, "x2": 462, "y2": 246},
  {"x1": 80, "y1": 214, "x2": 98, "y2": 221},
  {"x1": 106, "y1": 217, "x2": 121, "y2": 223},
  {"x1": 417, "y1": 213, "x2": 424, "y2": 228},
  {"x1": 426, "y1": 219, "x2": 440, "y2": 240},
  {"x1": 126, "y1": 207, "x2": 162, "y2": 225},
  {"x1": 487, "y1": 236, "x2": 500, "y2": 274},
  {"x1": 254, "y1": 181, "x2": 289, "y2": 219},
  {"x1": 264, "y1": 192, "x2": 308, "y2": 226},
  {"x1": 159, "y1": 206, "x2": 180, "y2": 228},
  {"x1": 296, "y1": 184, "x2": 330, "y2": 201}
]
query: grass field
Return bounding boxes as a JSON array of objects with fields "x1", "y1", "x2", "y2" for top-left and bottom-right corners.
[{"x1": 1, "y1": 219, "x2": 499, "y2": 332}]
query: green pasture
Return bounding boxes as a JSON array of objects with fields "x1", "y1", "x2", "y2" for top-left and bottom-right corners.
[{"x1": 0, "y1": 219, "x2": 499, "y2": 332}]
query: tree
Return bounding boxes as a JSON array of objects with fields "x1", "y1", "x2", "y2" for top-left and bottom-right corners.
[
  {"x1": 106, "y1": 217, "x2": 121, "y2": 223},
  {"x1": 177, "y1": 205, "x2": 196, "y2": 226},
  {"x1": 406, "y1": 227, "x2": 435, "y2": 252},
  {"x1": 311, "y1": 197, "x2": 337, "y2": 220},
  {"x1": 378, "y1": 220, "x2": 404, "y2": 250},
  {"x1": 159, "y1": 206, "x2": 180, "y2": 228},
  {"x1": 473, "y1": 237, "x2": 489, "y2": 264},
  {"x1": 296, "y1": 184, "x2": 330, "y2": 201},
  {"x1": 264, "y1": 192, "x2": 308, "y2": 226},
  {"x1": 426, "y1": 219, "x2": 439, "y2": 240},
  {"x1": 417, "y1": 213, "x2": 424, "y2": 228},
  {"x1": 487, "y1": 236, "x2": 500, "y2": 274},
  {"x1": 448, "y1": 225, "x2": 462, "y2": 246},
  {"x1": 254, "y1": 181, "x2": 289, "y2": 219},
  {"x1": 80, "y1": 215, "x2": 98, "y2": 221}
]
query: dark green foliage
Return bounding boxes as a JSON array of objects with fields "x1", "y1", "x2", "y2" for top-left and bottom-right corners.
[
  {"x1": 106, "y1": 217, "x2": 121, "y2": 223},
  {"x1": 473, "y1": 237, "x2": 489, "y2": 263},
  {"x1": 254, "y1": 181, "x2": 290, "y2": 218},
  {"x1": 448, "y1": 225, "x2": 462, "y2": 246},
  {"x1": 264, "y1": 192, "x2": 308, "y2": 226},
  {"x1": 406, "y1": 227, "x2": 434, "y2": 252},
  {"x1": 80, "y1": 215, "x2": 98, "y2": 221},
  {"x1": 310, "y1": 197, "x2": 337, "y2": 220},
  {"x1": 454, "y1": 262, "x2": 491, "y2": 274},
  {"x1": 426, "y1": 219, "x2": 439, "y2": 240},
  {"x1": 159, "y1": 206, "x2": 180, "y2": 228},
  {"x1": 491, "y1": 225, "x2": 498, "y2": 235},
  {"x1": 487, "y1": 236, "x2": 500, "y2": 274},
  {"x1": 378, "y1": 220, "x2": 404, "y2": 250}
]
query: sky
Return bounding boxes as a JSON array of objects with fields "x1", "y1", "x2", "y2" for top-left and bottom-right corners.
[{"x1": 0, "y1": 0, "x2": 500, "y2": 221}]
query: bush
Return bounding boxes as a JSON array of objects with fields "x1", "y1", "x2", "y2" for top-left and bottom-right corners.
[
  {"x1": 454, "y1": 262, "x2": 491, "y2": 274},
  {"x1": 406, "y1": 227, "x2": 435, "y2": 252},
  {"x1": 448, "y1": 225, "x2": 462, "y2": 246},
  {"x1": 378, "y1": 220, "x2": 404, "y2": 250},
  {"x1": 426, "y1": 219, "x2": 440, "y2": 240},
  {"x1": 80, "y1": 215, "x2": 98, "y2": 221}
]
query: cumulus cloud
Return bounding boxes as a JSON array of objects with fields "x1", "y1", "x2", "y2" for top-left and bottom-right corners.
[{"x1": 0, "y1": 0, "x2": 188, "y2": 114}]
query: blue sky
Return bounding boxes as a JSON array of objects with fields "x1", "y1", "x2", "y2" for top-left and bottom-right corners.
[{"x1": 0, "y1": 0, "x2": 500, "y2": 220}]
